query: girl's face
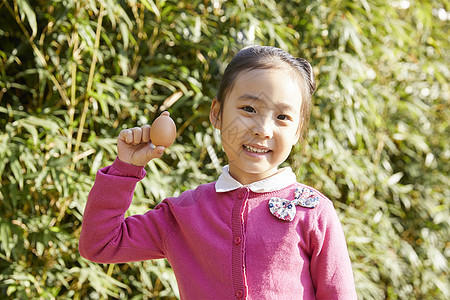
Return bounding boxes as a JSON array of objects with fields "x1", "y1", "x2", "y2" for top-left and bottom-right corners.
[{"x1": 210, "y1": 68, "x2": 303, "y2": 185}]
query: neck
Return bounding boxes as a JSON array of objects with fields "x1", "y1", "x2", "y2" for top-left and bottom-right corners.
[{"x1": 228, "y1": 166, "x2": 280, "y2": 185}]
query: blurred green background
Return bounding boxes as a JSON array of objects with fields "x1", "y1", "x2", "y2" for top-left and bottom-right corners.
[{"x1": 0, "y1": 0, "x2": 448, "y2": 299}]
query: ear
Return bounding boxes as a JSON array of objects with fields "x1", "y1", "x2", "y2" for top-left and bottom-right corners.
[{"x1": 209, "y1": 98, "x2": 222, "y2": 130}]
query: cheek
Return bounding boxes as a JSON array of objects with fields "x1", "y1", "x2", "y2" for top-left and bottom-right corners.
[
  {"x1": 280, "y1": 128, "x2": 299, "y2": 147},
  {"x1": 222, "y1": 116, "x2": 252, "y2": 137},
  {"x1": 220, "y1": 123, "x2": 246, "y2": 148}
]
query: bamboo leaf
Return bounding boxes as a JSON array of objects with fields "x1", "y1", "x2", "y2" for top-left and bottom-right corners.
[
  {"x1": 16, "y1": 0, "x2": 37, "y2": 37},
  {"x1": 140, "y1": 0, "x2": 160, "y2": 20},
  {"x1": 10, "y1": 158, "x2": 24, "y2": 190}
]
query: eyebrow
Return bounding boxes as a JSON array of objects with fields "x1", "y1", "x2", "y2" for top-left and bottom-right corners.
[
  {"x1": 237, "y1": 93, "x2": 297, "y2": 114},
  {"x1": 237, "y1": 93, "x2": 264, "y2": 101}
]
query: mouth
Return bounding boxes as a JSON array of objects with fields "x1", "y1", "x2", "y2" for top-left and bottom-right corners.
[{"x1": 243, "y1": 144, "x2": 271, "y2": 155}]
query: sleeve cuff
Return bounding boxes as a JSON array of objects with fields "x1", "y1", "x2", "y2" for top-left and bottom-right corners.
[{"x1": 108, "y1": 157, "x2": 147, "y2": 178}]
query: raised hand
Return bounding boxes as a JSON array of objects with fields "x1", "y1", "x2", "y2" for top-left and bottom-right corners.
[{"x1": 117, "y1": 114, "x2": 168, "y2": 166}]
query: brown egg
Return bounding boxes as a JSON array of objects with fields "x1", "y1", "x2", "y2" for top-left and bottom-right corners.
[{"x1": 150, "y1": 115, "x2": 177, "y2": 147}]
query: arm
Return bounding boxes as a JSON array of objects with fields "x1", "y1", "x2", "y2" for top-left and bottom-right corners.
[
  {"x1": 79, "y1": 112, "x2": 176, "y2": 263},
  {"x1": 78, "y1": 158, "x2": 175, "y2": 263},
  {"x1": 310, "y1": 201, "x2": 358, "y2": 299}
]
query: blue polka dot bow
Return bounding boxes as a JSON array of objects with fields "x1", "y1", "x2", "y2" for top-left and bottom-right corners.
[{"x1": 269, "y1": 187, "x2": 320, "y2": 221}]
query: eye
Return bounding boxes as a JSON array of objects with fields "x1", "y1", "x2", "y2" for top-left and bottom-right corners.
[
  {"x1": 277, "y1": 114, "x2": 292, "y2": 121},
  {"x1": 241, "y1": 106, "x2": 256, "y2": 113}
]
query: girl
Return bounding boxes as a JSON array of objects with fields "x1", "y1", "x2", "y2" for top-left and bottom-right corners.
[{"x1": 79, "y1": 45, "x2": 357, "y2": 299}]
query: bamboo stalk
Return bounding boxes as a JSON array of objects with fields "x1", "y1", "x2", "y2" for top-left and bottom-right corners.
[
  {"x1": 67, "y1": 28, "x2": 80, "y2": 153},
  {"x1": 72, "y1": 3, "x2": 105, "y2": 168},
  {"x1": 67, "y1": 0, "x2": 80, "y2": 153}
]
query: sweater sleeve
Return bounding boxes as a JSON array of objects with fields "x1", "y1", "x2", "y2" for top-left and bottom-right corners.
[
  {"x1": 309, "y1": 200, "x2": 358, "y2": 300},
  {"x1": 78, "y1": 157, "x2": 175, "y2": 263}
]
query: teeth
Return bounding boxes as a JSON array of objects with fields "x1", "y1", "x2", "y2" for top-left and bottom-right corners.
[{"x1": 244, "y1": 145, "x2": 269, "y2": 153}]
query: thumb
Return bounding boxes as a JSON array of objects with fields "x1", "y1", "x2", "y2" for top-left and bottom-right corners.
[{"x1": 146, "y1": 145, "x2": 166, "y2": 161}]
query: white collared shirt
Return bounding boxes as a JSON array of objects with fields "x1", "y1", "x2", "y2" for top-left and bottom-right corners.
[{"x1": 215, "y1": 165, "x2": 297, "y2": 193}]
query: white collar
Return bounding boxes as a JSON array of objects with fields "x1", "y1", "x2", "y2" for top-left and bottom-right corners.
[{"x1": 215, "y1": 165, "x2": 297, "y2": 193}]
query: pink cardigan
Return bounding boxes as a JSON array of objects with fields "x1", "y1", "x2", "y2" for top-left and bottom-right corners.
[{"x1": 79, "y1": 158, "x2": 357, "y2": 299}]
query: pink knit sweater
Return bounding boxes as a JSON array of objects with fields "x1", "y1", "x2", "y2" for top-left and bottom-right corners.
[{"x1": 79, "y1": 158, "x2": 357, "y2": 299}]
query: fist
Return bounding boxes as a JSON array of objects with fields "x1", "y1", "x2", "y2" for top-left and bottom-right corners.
[{"x1": 117, "y1": 113, "x2": 171, "y2": 166}]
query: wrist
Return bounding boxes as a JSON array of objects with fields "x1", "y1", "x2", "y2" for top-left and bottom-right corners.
[{"x1": 117, "y1": 155, "x2": 146, "y2": 167}]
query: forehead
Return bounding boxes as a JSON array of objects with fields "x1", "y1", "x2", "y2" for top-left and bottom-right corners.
[{"x1": 226, "y1": 68, "x2": 303, "y2": 112}]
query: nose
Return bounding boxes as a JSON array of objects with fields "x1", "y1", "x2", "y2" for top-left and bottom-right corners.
[{"x1": 252, "y1": 116, "x2": 273, "y2": 139}]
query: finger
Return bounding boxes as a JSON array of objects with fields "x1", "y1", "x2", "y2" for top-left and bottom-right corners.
[
  {"x1": 131, "y1": 127, "x2": 142, "y2": 144},
  {"x1": 145, "y1": 145, "x2": 165, "y2": 161},
  {"x1": 141, "y1": 125, "x2": 151, "y2": 143},
  {"x1": 119, "y1": 129, "x2": 133, "y2": 144},
  {"x1": 160, "y1": 111, "x2": 170, "y2": 117}
]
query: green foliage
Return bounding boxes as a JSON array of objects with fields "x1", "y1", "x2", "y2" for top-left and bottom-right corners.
[{"x1": 0, "y1": 0, "x2": 448, "y2": 299}]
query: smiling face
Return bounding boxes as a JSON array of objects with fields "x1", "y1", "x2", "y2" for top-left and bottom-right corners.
[{"x1": 210, "y1": 67, "x2": 303, "y2": 185}]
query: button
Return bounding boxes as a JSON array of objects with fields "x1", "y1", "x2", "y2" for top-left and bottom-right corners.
[
  {"x1": 234, "y1": 236, "x2": 241, "y2": 245},
  {"x1": 238, "y1": 192, "x2": 245, "y2": 198},
  {"x1": 235, "y1": 289, "x2": 244, "y2": 298}
]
